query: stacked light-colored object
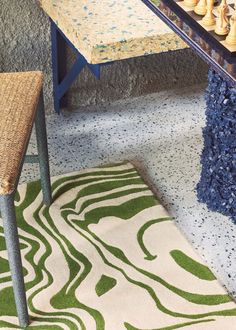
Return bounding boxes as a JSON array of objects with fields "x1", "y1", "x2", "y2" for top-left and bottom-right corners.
[{"x1": 184, "y1": 0, "x2": 236, "y2": 44}]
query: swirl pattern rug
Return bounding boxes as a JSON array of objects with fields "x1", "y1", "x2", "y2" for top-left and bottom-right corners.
[{"x1": 0, "y1": 162, "x2": 236, "y2": 329}]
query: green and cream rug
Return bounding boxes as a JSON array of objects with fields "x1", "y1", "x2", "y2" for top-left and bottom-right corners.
[{"x1": 0, "y1": 162, "x2": 236, "y2": 329}]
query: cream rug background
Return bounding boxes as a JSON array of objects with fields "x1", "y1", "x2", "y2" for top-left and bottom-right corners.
[{"x1": 0, "y1": 162, "x2": 235, "y2": 329}]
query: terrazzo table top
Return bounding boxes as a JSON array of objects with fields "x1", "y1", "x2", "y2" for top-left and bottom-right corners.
[{"x1": 40, "y1": 0, "x2": 187, "y2": 64}]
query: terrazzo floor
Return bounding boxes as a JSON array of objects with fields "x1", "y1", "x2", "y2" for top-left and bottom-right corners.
[{"x1": 22, "y1": 83, "x2": 236, "y2": 300}]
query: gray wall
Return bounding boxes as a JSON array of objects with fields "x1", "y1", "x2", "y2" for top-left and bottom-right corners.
[{"x1": 0, "y1": 0, "x2": 208, "y2": 113}]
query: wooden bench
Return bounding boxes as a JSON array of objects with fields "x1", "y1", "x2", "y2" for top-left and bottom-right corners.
[
  {"x1": 40, "y1": 0, "x2": 187, "y2": 113},
  {"x1": 0, "y1": 72, "x2": 52, "y2": 328}
]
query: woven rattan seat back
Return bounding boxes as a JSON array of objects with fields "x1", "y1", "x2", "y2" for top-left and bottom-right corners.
[{"x1": 0, "y1": 71, "x2": 43, "y2": 195}]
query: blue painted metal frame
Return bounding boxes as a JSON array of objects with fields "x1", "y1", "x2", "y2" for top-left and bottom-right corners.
[{"x1": 51, "y1": 21, "x2": 111, "y2": 113}]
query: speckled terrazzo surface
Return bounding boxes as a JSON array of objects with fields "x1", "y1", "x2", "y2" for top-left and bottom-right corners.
[
  {"x1": 40, "y1": 0, "x2": 186, "y2": 64},
  {"x1": 22, "y1": 84, "x2": 236, "y2": 300}
]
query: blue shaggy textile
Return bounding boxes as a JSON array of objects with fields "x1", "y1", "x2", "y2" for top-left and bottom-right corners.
[{"x1": 197, "y1": 69, "x2": 236, "y2": 222}]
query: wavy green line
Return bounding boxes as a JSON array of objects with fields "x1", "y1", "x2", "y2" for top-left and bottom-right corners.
[
  {"x1": 86, "y1": 227, "x2": 232, "y2": 306},
  {"x1": 37, "y1": 205, "x2": 104, "y2": 329},
  {"x1": 69, "y1": 190, "x2": 232, "y2": 307},
  {"x1": 10, "y1": 180, "x2": 86, "y2": 329},
  {"x1": 124, "y1": 318, "x2": 215, "y2": 330},
  {"x1": 1, "y1": 168, "x2": 235, "y2": 329},
  {"x1": 95, "y1": 274, "x2": 117, "y2": 297},
  {"x1": 73, "y1": 195, "x2": 158, "y2": 230},
  {"x1": 69, "y1": 218, "x2": 236, "y2": 319},
  {"x1": 0, "y1": 276, "x2": 12, "y2": 284},
  {"x1": 62, "y1": 186, "x2": 149, "y2": 216},
  {"x1": 137, "y1": 218, "x2": 171, "y2": 260},
  {"x1": 0, "y1": 320, "x2": 67, "y2": 330},
  {"x1": 0, "y1": 257, "x2": 10, "y2": 274},
  {"x1": 57, "y1": 176, "x2": 144, "y2": 211},
  {"x1": 99, "y1": 161, "x2": 130, "y2": 168},
  {"x1": 16, "y1": 173, "x2": 118, "y2": 328},
  {"x1": 52, "y1": 167, "x2": 138, "y2": 197},
  {"x1": 0, "y1": 320, "x2": 19, "y2": 329},
  {"x1": 24, "y1": 210, "x2": 95, "y2": 328},
  {"x1": 170, "y1": 250, "x2": 216, "y2": 281}
]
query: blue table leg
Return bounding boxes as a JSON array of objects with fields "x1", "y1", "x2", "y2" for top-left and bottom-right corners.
[
  {"x1": 197, "y1": 68, "x2": 236, "y2": 222},
  {"x1": 50, "y1": 21, "x2": 102, "y2": 113},
  {"x1": 51, "y1": 21, "x2": 67, "y2": 114}
]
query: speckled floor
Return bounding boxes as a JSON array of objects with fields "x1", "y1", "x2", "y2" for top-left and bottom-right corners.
[{"x1": 22, "y1": 84, "x2": 236, "y2": 300}]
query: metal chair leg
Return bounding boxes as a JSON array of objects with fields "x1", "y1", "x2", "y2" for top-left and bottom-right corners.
[
  {"x1": 0, "y1": 194, "x2": 29, "y2": 328},
  {"x1": 35, "y1": 92, "x2": 52, "y2": 206}
]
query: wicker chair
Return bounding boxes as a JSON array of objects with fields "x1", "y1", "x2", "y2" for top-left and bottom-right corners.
[{"x1": 0, "y1": 71, "x2": 52, "y2": 328}]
